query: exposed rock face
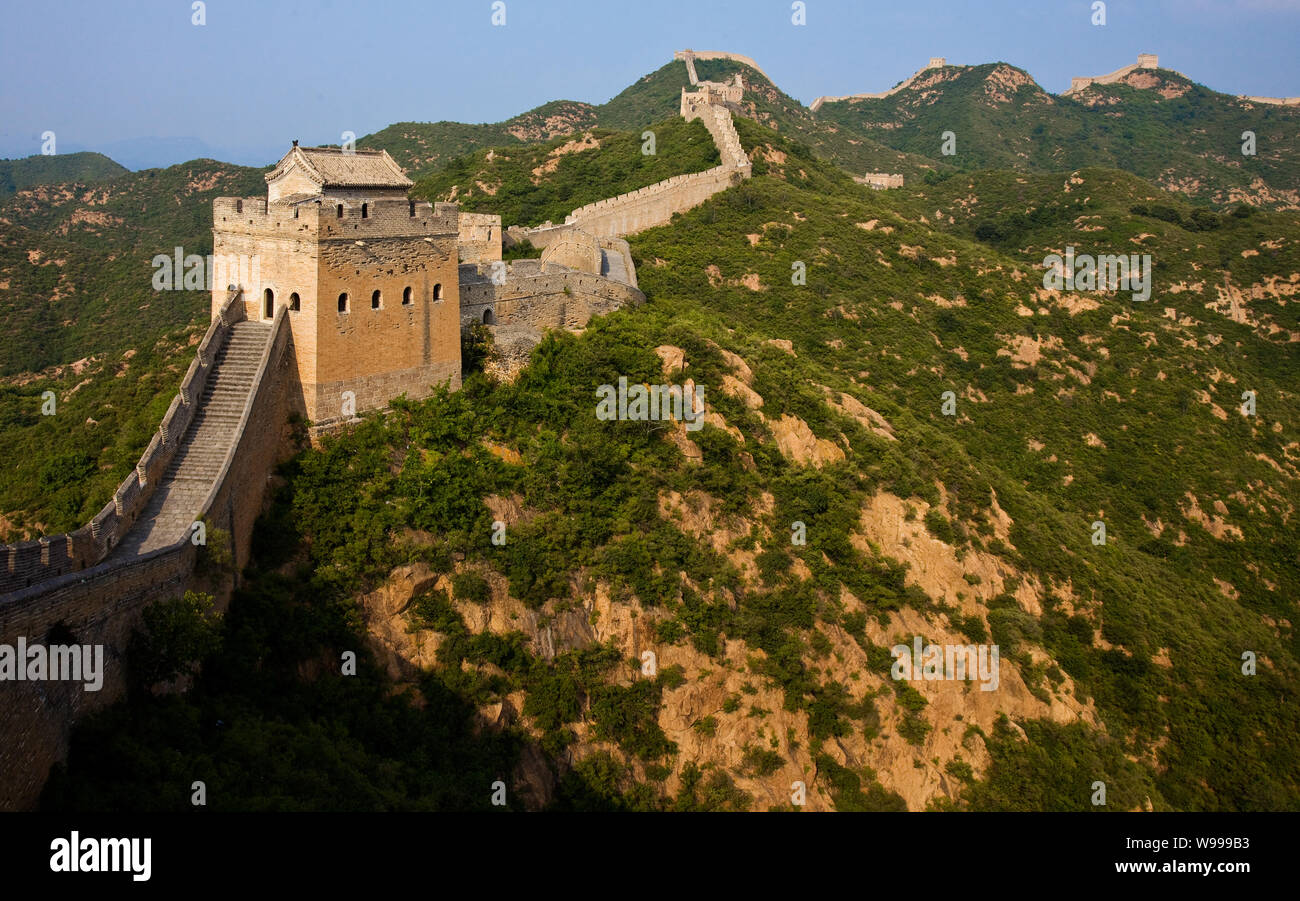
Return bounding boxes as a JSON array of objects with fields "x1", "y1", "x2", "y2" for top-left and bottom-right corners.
[
  {"x1": 768, "y1": 413, "x2": 845, "y2": 467},
  {"x1": 359, "y1": 482, "x2": 1101, "y2": 811},
  {"x1": 359, "y1": 562, "x2": 443, "y2": 680}
]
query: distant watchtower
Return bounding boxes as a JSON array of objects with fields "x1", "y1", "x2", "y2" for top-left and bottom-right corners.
[{"x1": 213, "y1": 144, "x2": 462, "y2": 425}]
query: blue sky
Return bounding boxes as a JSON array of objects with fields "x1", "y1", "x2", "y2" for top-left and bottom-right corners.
[{"x1": 2, "y1": 0, "x2": 1298, "y2": 169}]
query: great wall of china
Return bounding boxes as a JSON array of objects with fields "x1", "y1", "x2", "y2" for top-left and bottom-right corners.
[
  {"x1": 510, "y1": 60, "x2": 752, "y2": 244},
  {"x1": 1065, "y1": 54, "x2": 1300, "y2": 104},
  {"x1": 9, "y1": 41, "x2": 1290, "y2": 809},
  {"x1": 1064, "y1": 53, "x2": 1166, "y2": 94},
  {"x1": 0, "y1": 49, "x2": 755, "y2": 809},
  {"x1": 0, "y1": 289, "x2": 294, "y2": 808},
  {"x1": 810, "y1": 58, "x2": 950, "y2": 111}
]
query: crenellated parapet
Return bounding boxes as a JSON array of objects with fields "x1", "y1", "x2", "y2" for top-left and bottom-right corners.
[
  {"x1": 0, "y1": 288, "x2": 246, "y2": 598},
  {"x1": 213, "y1": 195, "x2": 457, "y2": 241}
]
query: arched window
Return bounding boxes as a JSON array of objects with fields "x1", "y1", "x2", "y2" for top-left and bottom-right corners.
[
  {"x1": 338, "y1": 293, "x2": 349, "y2": 313},
  {"x1": 433, "y1": 283, "x2": 443, "y2": 301},
  {"x1": 402, "y1": 287, "x2": 413, "y2": 305},
  {"x1": 263, "y1": 288, "x2": 274, "y2": 318},
  {"x1": 289, "y1": 292, "x2": 300, "y2": 311},
  {"x1": 336, "y1": 204, "x2": 344, "y2": 218},
  {"x1": 361, "y1": 203, "x2": 368, "y2": 219},
  {"x1": 371, "y1": 289, "x2": 381, "y2": 309},
  {"x1": 483, "y1": 309, "x2": 494, "y2": 325}
]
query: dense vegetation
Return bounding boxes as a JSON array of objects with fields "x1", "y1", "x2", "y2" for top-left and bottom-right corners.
[
  {"x1": 0, "y1": 160, "x2": 265, "y2": 375},
  {"x1": 815, "y1": 62, "x2": 1300, "y2": 209},
  {"x1": 0, "y1": 325, "x2": 202, "y2": 537},
  {"x1": 361, "y1": 100, "x2": 601, "y2": 179},
  {"x1": 13, "y1": 54, "x2": 1300, "y2": 811},
  {"x1": 411, "y1": 117, "x2": 720, "y2": 227},
  {"x1": 0, "y1": 152, "x2": 127, "y2": 197},
  {"x1": 0, "y1": 159, "x2": 266, "y2": 537}
]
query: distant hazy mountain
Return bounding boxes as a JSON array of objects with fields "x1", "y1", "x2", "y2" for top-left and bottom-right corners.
[{"x1": 0, "y1": 152, "x2": 127, "y2": 196}]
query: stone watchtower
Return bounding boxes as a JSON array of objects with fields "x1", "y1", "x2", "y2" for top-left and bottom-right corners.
[{"x1": 212, "y1": 144, "x2": 462, "y2": 425}]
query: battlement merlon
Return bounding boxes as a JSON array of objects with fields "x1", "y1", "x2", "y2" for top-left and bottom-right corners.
[{"x1": 213, "y1": 196, "x2": 459, "y2": 239}]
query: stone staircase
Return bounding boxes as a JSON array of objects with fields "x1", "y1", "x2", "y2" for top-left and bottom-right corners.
[
  {"x1": 110, "y1": 320, "x2": 272, "y2": 558},
  {"x1": 698, "y1": 104, "x2": 749, "y2": 172}
]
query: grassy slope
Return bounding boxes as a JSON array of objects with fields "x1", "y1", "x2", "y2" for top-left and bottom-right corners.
[
  {"x1": 0, "y1": 328, "x2": 205, "y2": 538},
  {"x1": 45, "y1": 119, "x2": 1300, "y2": 811},
  {"x1": 362, "y1": 61, "x2": 704, "y2": 179},
  {"x1": 361, "y1": 100, "x2": 602, "y2": 179}
]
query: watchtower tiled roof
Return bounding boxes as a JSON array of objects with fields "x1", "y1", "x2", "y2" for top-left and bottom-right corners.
[{"x1": 265, "y1": 145, "x2": 413, "y2": 191}]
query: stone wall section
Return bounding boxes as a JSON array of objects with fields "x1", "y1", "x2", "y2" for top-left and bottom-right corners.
[
  {"x1": 459, "y1": 260, "x2": 644, "y2": 331},
  {"x1": 0, "y1": 306, "x2": 289, "y2": 810},
  {"x1": 674, "y1": 49, "x2": 773, "y2": 85},
  {"x1": 458, "y1": 211, "x2": 503, "y2": 263},
  {"x1": 810, "y1": 57, "x2": 949, "y2": 111},
  {"x1": 0, "y1": 290, "x2": 244, "y2": 596},
  {"x1": 1237, "y1": 95, "x2": 1300, "y2": 106},
  {"x1": 562, "y1": 96, "x2": 750, "y2": 239},
  {"x1": 198, "y1": 306, "x2": 293, "y2": 571},
  {"x1": 599, "y1": 236, "x2": 638, "y2": 290},
  {"x1": 538, "y1": 227, "x2": 602, "y2": 274},
  {"x1": 0, "y1": 541, "x2": 197, "y2": 810},
  {"x1": 1066, "y1": 54, "x2": 1163, "y2": 94},
  {"x1": 564, "y1": 165, "x2": 745, "y2": 237}
]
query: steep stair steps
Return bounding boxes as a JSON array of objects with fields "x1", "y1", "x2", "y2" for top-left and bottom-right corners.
[{"x1": 109, "y1": 320, "x2": 272, "y2": 558}]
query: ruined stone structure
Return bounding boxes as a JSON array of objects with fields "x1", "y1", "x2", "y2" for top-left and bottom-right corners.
[
  {"x1": 459, "y1": 258, "x2": 643, "y2": 332},
  {"x1": 855, "y1": 173, "x2": 904, "y2": 190},
  {"x1": 537, "y1": 227, "x2": 603, "y2": 274},
  {"x1": 810, "y1": 57, "x2": 950, "y2": 111}
]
